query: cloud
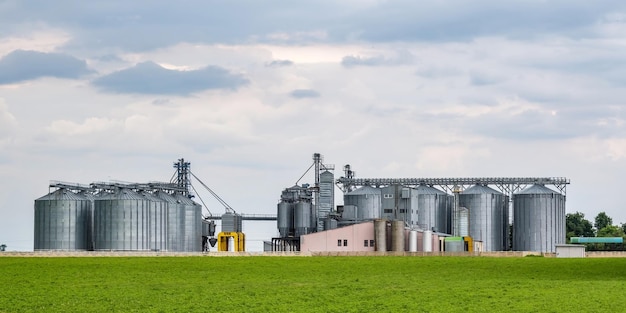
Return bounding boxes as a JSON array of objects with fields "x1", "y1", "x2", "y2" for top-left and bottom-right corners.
[
  {"x1": 341, "y1": 50, "x2": 414, "y2": 68},
  {"x1": 266, "y1": 60, "x2": 294, "y2": 68},
  {"x1": 0, "y1": 50, "x2": 91, "y2": 84},
  {"x1": 290, "y1": 89, "x2": 320, "y2": 99},
  {"x1": 341, "y1": 55, "x2": 387, "y2": 67},
  {"x1": 92, "y1": 61, "x2": 249, "y2": 95},
  {"x1": 4, "y1": 1, "x2": 620, "y2": 52},
  {"x1": 0, "y1": 100, "x2": 17, "y2": 138}
]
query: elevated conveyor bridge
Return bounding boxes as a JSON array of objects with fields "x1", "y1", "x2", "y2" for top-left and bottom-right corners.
[{"x1": 336, "y1": 177, "x2": 570, "y2": 198}]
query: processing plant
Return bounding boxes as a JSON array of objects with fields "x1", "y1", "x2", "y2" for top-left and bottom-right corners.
[{"x1": 273, "y1": 153, "x2": 569, "y2": 253}]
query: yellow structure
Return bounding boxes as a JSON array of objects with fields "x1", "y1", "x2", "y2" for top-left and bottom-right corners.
[
  {"x1": 217, "y1": 232, "x2": 245, "y2": 251},
  {"x1": 463, "y1": 236, "x2": 473, "y2": 252}
]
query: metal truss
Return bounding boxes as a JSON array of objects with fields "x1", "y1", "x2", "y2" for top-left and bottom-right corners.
[{"x1": 336, "y1": 177, "x2": 570, "y2": 197}]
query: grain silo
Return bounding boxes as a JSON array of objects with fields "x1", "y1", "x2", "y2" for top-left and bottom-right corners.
[
  {"x1": 174, "y1": 193, "x2": 202, "y2": 252},
  {"x1": 140, "y1": 191, "x2": 168, "y2": 251},
  {"x1": 343, "y1": 186, "x2": 381, "y2": 220},
  {"x1": 154, "y1": 191, "x2": 185, "y2": 252},
  {"x1": 93, "y1": 188, "x2": 151, "y2": 251},
  {"x1": 414, "y1": 184, "x2": 451, "y2": 234},
  {"x1": 512, "y1": 184, "x2": 565, "y2": 253},
  {"x1": 277, "y1": 201, "x2": 294, "y2": 237},
  {"x1": 459, "y1": 184, "x2": 508, "y2": 251},
  {"x1": 34, "y1": 188, "x2": 91, "y2": 250}
]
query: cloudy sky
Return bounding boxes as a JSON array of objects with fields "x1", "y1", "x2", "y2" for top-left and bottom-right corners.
[{"x1": 1, "y1": 1, "x2": 626, "y2": 251}]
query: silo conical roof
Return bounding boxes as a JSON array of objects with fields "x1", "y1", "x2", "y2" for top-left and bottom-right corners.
[
  {"x1": 98, "y1": 188, "x2": 145, "y2": 200},
  {"x1": 462, "y1": 184, "x2": 502, "y2": 195},
  {"x1": 515, "y1": 184, "x2": 560, "y2": 195},
  {"x1": 36, "y1": 188, "x2": 87, "y2": 201},
  {"x1": 346, "y1": 185, "x2": 380, "y2": 195},
  {"x1": 414, "y1": 184, "x2": 446, "y2": 195}
]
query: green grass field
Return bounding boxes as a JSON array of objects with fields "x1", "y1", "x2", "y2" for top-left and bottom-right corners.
[{"x1": 1, "y1": 256, "x2": 625, "y2": 312}]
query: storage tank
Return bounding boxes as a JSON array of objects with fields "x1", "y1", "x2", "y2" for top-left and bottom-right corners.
[
  {"x1": 423, "y1": 230, "x2": 433, "y2": 252},
  {"x1": 277, "y1": 202, "x2": 294, "y2": 237},
  {"x1": 374, "y1": 219, "x2": 387, "y2": 252},
  {"x1": 323, "y1": 217, "x2": 338, "y2": 231},
  {"x1": 458, "y1": 184, "x2": 507, "y2": 251},
  {"x1": 512, "y1": 184, "x2": 566, "y2": 253},
  {"x1": 341, "y1": 205, "x2": 358, "y2": 220},
  {"x1": 343, "y1": 186, "x2": 381, "y2": 220},
  {"x1": 414, "y1": 185, "x2": 450, "y2": 234},
  {"x1": 221, "y1": 212, "x2": 243, "y2": 232},
  {"x1": 391, "y1": 220, "x2": 405, "y2": 251},
  {"x1": 294, "y1": 201, "x2": 314, "y2": 236},
  {"x1": 154, "y1": 191, "x2": 185, "y2": 252},
  {"x1": 34, "y1": 188, "x2": 91, "y2": 250},
  {"x1": 174, "y1": 193, "x2": 202, "y2": 252},
  {"x1": 408, "y1": 230, "x2": 418, "y2": 252},
  {"x1": 93, "y1": 188, "x2": 151, "y2": 251},
  {"x1": 455, "y1": 207, "x2": 470, "y2": 237},
  {"x1": 141, "y1": 191, "x2": 168, "y2": 251}
]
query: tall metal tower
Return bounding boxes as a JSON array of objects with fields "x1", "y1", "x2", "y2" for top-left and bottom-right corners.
[{"x1": 173, "y1": 158, "x2": 191, "y2": 196}]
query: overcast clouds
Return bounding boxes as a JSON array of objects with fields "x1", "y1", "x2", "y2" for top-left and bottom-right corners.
[{"x1": 1, "y1": 1, "x2": 626, "y2": 251}]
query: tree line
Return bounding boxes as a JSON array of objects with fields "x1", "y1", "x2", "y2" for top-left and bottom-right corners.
[{"x1": 566, "y1": 211, "x2": 626, "y2": 250}]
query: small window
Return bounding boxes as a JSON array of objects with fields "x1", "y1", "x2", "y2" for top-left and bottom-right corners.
[
  {"x1": 384, "y1": 194, "x2": 393, "y2": 199},
  {"x1": 343, "y1": 239, "x2": 348, "y2": 246},
  {"x1": 383, "y1": 209, "x2": 393, "y2": 213},
  {"x1": 370, "y1": 240, "x2": 375, "y2": 247},
  {"x1": 337, "y1": 239, "x2": 342, "y2": 247},
  {"x1": 364, "y1": 240, "x2": 368, "y2": 247},
  {"x1": 399, "y1": 209, "x2": 406, "y2": 213}
]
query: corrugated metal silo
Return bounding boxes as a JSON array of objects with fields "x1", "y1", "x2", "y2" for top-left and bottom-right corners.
[
  {"x1": 512, "y1": 184, "x2": 566, "y2": 253},
  {"x1": 141, "y1": 191, "x2": 168, "y2": 251},
  {"x1": 222, "y1": 212, "x2": 243, "y2": 233},
  {"x1": 277, "y1": 202, "x2": 293, "y2": 237},
  {"x1": 154, "y1": 191, "x2": 185, "y2": 252},
  {"x1": 459, "y1": 184, "x2": 507, "y2": 251},
  {"x1": 34, "y1": 188, "x2": 91, "y2": 250},
  {"x1": 174, "y1": 193, "x2": 202, "y2": 252},
  {"x1": 294, "y1": 201, "x2": 314, "y2": 236},
  {"x1": 93, "y1": 188, "x2": 151, "y2": 251},
  {"x1": 414, "y1": 185, "x2": 450, "y2": 234},
  {"x1": 343, "y1": 186, "x2": 381, "y2": 220}
]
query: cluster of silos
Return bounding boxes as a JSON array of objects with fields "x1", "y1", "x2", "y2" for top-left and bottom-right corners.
[
  {"x1": 457, "y1": 184, "x2": 509, "y2": 252},
  {"x1": 277, "y1": 185, "x2": 316, "y2": 237},
  {"x1": 34, "y1": 187, "x2": 203, "y2": 252},
  {"x1": 342, "y1": 185, "x2": 451, "y2": 234},
  {"x1": 512, "y1": 184, "x2": 565, "y2": 253}
]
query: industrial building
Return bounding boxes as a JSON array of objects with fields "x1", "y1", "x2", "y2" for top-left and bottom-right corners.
[
  {"x1": 33, "y1": 153, "x2": 570, "y2": 254},
  {"x1": 274, "y1": 154, "x2": 569, "y2": 254}
]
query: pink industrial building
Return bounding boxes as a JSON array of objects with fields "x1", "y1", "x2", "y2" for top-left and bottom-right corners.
[
  {"x1": 300, "y1": 220, "x2": 441, "y2": 252},
  {"x1": 300, "y1": 221, "x2": 376, "y2": 252}
]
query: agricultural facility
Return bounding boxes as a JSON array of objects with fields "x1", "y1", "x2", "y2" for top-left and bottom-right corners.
[{"x1": 33, "y1": 153, "x2": 570, "y2": 254}]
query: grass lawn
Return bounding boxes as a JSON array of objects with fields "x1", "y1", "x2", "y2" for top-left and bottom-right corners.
[{"x1": 0, "y1": 256, "x2": 625, "y2": 312}]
